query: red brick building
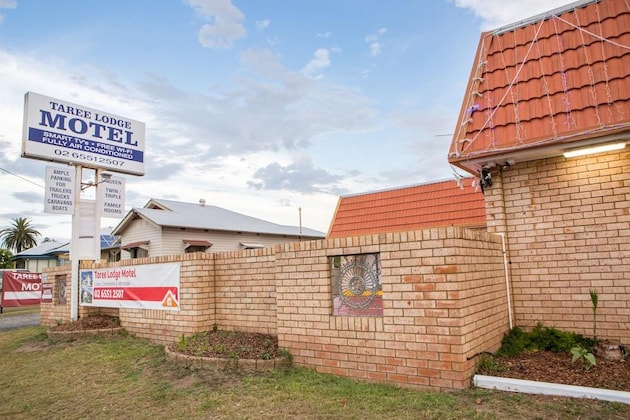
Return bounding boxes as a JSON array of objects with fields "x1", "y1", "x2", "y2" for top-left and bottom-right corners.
[{"x1": 449, "y1": 0, "x2": 630, "y2": 343}]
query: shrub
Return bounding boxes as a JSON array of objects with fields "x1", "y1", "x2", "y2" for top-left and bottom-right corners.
[{"x1": 496, "y1": 323, "x2": 594, "y2": 357}]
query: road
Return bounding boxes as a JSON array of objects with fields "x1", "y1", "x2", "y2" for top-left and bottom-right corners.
[{"x1": 0, "y1": 312, "x2": 41, "y2": 331}]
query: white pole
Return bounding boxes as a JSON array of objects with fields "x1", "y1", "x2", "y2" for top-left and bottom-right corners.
[
  {"x1": 93, "y1": 168, "x2": 103, "y2": 262},
  {"x1": 70, "y1": 164, "x2": 82, "y2": 321},
  {"x1": 497, "y1": 233, "x2": 513, "y2": 329},
  {"x1": 299, "y1": 207, "x2": 302, "y2": 234}
]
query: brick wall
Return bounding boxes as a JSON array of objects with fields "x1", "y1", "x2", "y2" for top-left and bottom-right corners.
[
  {"x1": 484, "y1": 150, "x2": 630, "y2": 344},
  {"x1": 214, "y1": 247, "x2": 277, "y2": 335},
  {"x1": 41, "y1": 227, "x2": 507, "y2": 391},
  {"x1": 276, "y1": 227, "x2": 507, "y2": 391}
]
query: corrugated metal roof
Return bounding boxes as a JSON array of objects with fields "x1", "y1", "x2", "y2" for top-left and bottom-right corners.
[
  {"x1": 449, "y1": 0, "x2": 630, "y2": 174},
  {"x1": 112, "y1": 198, "x2": 325, "y2": 238},
  {"x1": 12, "y1": 240, "x2": 69, "y2": 258},
  {"x1": 327, "y1": 178, "x2": 485, "y2": 238},
  {"x1": 13, "y1": 234, "x2": 119, "y2": 258}
]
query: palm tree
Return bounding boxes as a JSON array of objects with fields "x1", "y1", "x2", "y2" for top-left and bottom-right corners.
[{"x1": 0, "y1": 217, "x2": 41, "y2": 253}]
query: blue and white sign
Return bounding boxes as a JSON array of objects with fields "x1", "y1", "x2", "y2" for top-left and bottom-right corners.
[{"x1": 22, "y1": 92, "x2": 145, "y2": 176}]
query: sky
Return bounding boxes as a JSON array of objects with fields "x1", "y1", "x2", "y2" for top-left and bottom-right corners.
[{"x1": 0, "y1": 0, "x2": 578, "y2": 243}]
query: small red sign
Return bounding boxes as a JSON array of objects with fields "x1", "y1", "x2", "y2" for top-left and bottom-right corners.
[{"x1": 1, "y1": 271, "x2": 42, "y2": 307}]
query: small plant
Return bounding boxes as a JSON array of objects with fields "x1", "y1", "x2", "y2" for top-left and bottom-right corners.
[
  {"x1": 177, "y1": 335, "x2": 188, "y2": 351},
  {"x1": 476, "y1": 353, "x2": 504, "y2": 375},
  {"x1": 589, "y1": 288, "x2": 599, "y2": 342},
  {"x1": 278, "y1": 348, "x2": 293, "y2": 367},
  {"x1": 212, "y1": 323, "x2": 218, "y2": 332},
  {"x1": 571, "y1": 345, "x2": 596, "y2": 371}
]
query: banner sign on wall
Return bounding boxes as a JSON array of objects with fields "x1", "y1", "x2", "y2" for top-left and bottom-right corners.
[
  {"x1": 1, "y1": 272, "x2": 42, "y2": 307},
  {"x1": 22, "y1": 91, "x2": 145, "y2": 176},
  {"x1": 79, "y1": 262, "x2": 180, "y2": 311}
]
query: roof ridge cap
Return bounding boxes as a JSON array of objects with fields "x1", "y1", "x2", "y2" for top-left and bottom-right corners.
[
  {"x1": 493, "y1": 0, "x2": 597, "y2": 35},
  {"x1": 341, "y1": 177, "x2": 474, "y2": 198}
]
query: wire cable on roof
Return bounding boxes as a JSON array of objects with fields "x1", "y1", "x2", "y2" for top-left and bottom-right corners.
[
  {"x1": 553, "y1": 15, "x2": 630, "y2": 51},
  {"x1": 461, "y1": 18, "x2": 546, "y2": 154}
]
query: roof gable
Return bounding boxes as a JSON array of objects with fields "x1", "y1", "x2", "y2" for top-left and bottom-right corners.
[
  {"x1": 327, "y1": 178, "x2": 486, "y2": 238},
  {"x1": 449, "y1": 0, "x2": 630, "y2": 174}
]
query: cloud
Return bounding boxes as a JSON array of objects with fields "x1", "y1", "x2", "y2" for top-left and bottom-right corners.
[
  {"x1": 247, "y1": 158, "x2": 347, "y2": 194},
  {"x1": 452, "y1": 0, "x2": 577, "y2": 30},
  {"x1": 134, "y1": 53, "x2": 376, "y2": 163},
  {"x1": 301, "y1": 48, "x2": 331, "y2": 79},
  {"x1": 365, "y1": 27, "x2": 387, "y2": 57},
  {"x1": 11, "y1": 190, "x2": 41, "y2": 204},
  {"x1": 0, "y1": 0, "x2": 15, "y2": 23},
  {"x1": 255, "y1": 19, "x2": 270, "y2": 31},
  {"x1": 317, "y1": 32, "x2": 332, "y2": 39},
  {"x1": 185, "y1": 0, "x2": 246, "y2": 49}
]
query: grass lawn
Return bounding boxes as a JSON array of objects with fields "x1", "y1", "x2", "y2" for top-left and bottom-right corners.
[{"x1": 0, "y1": 327, "x2": 628, "y2": 419}]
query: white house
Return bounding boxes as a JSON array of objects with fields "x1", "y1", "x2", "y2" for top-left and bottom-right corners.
[{"x1": 111, "y1": 198, "x2": 325, "y2": 259}]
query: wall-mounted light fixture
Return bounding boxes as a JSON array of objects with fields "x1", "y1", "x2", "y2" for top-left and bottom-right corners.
[{"x1": 563, "y1": 142, "x2": 626, "y2": 158}]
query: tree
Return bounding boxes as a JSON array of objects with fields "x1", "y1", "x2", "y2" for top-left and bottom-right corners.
[
  {"x1": 0, "y1": 217, "x2": 41, "y2": 253},
  {"x1": 0, "y1": 248, "x2": 13, "y2": 268}
]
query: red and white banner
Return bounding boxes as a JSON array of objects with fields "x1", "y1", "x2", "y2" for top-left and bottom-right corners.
[
  {"x1": 1, "y1": 271, "x2": 42, "y2": 307},
  {"x1": 79, "y1": 262, "x2": 180, "y2": 311}
]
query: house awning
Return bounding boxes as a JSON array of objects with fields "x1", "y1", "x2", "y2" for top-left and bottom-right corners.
[
  {"x1": 183, "y1": 240, "x2": 212, "y2": 249},
  {"x1": 121, "y1": 240, "x2": 150, "y2": 250},
  {"x1": 240, "y1": 242, "x2": 265, "y2": 249}
]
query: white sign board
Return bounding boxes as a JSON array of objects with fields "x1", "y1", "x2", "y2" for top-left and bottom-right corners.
[
  {"x1": 44, "y1": 165, "x2": 75, "y2": 214},
  {"x1": 22, "y1": 92, "x2": 145, "y2": 176},
  {"x1": 71, "y1": 199, "x2": 99, "y2": 261},
  {"x1": 98, "y1": 176, "x2": 125, "y2": 218}
]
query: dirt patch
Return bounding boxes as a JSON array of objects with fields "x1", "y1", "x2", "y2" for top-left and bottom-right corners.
[
  {"x1": 49, "y1": 314, "x2": 120, "y2": 332},
  {"x1": 168, "y1": 329, "x2": 280, "y2": 360},
  {"x1": 478, "y1": 350, "x2": 630, "y2": 392}
]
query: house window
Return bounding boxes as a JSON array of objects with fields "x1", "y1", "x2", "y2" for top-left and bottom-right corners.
[
  {"x1": 185, "y1": 245, "x2": 207, "y2": 253},
  {"x1": 183, "y1": 240, "x2": 212, "y2": 253},
  {"x1": 107, "y1": 250, "x2": 121, "y2": 262},
  {"x1": 121, "y1": 241, "x2": 150, "y2": 259},
  {"x1": 128, "y1": 247, "x2": 149, "y2": 259},
  {"x1": 331, "y1": 253, "x2": 383, "y2": 316}
]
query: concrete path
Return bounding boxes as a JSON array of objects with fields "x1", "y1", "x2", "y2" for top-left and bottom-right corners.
[{"x1": 0, "y1": 312, "x2": 41, "y2": 331}]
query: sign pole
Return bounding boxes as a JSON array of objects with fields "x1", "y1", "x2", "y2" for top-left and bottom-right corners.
[
  {"x1": 70, "y1": 164, "x2": 82, "y2": 321},
  {"x1": 93, "y1": 168, "x2": 104, "y2": 261}
]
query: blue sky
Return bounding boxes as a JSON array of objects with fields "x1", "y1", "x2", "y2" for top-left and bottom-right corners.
[{"x1": 0, "y1": 0, "x2": 576, "y2": 242}]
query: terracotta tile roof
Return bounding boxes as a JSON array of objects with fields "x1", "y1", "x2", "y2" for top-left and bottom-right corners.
[
  {"x1": 327, "y1": 178, "x2": 485, "y2": 238},
  {"x1": 449, "y1": 0, "x2": 630, "y2": 174}
]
